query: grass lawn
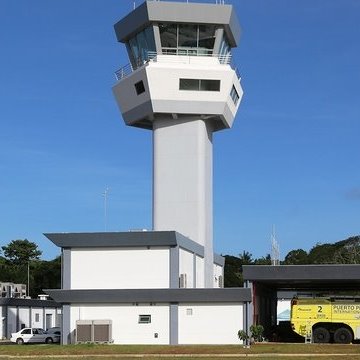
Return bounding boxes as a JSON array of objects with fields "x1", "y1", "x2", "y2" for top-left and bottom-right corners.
[{"x1": 1, "y1": 343, "x2": 360, "y2": 359}]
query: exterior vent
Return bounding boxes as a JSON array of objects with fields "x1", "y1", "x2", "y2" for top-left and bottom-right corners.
[
  {"x1": 179, "y1": 273, "x2": 187, "y2": 288},
  {"x1": 218, "y1": 275, "x2": 224, "y2": 288},
  {"x1": 76, "y1": 320, "x2": 113, "y2": 344}
]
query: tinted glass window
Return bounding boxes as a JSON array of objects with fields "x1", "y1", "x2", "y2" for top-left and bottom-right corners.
[
  {"x1": 159, "y1": 24, "x2": 177, "y2": 48},
  {"x1": 198, "y1": 25, "x2": 216, "y2": 50},
  {"x1": 144, "y1": 27, "x2": 156, "y2": 53},
  {"x1": 129, "y1": 38, "x2": 139, "y2": 60},
  {"x1": 128, "y1": 26, "x2": 156, "y2": 66},
  {"x1": 178, "y1": 24, "x2": 198, "y2": 48},
  {"x1": 21, "y1": 329, "x2": 31, "y2": 334},
  {"x1": 180, "y1": 79, "x2": 220, "y2": 92},
  {"x1": 135, "y1": 81, "x2": 145, "y2": 95},
  {"x1": 200, "y1": 79, "x2": 220, "y2": 91},
  {"x1": 136, "y1": 31, "x2": 148, "y2": 63},
  {"x1": 230, "y1": 85, "x2": 239, "y2": 105},
  {"x1": 179, "y1": 79, "x2": 200, "y2": 90}
]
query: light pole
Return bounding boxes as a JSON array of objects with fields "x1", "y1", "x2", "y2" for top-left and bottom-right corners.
[{"x1": 27, "y1": 261, "x2": 30, "y2": 297}]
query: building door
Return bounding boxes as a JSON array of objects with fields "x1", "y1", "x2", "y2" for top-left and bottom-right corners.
[{"x1": 46, "y1": 314, "x2": 52, "y2": 330}]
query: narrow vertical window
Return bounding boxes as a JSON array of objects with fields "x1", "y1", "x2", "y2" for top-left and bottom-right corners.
[{"x1": 230, "y1": 85, "x2": 239, "y2": 105}]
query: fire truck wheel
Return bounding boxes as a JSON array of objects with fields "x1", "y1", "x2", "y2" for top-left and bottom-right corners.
[
  {"x1": 334, "y1": 327, "x2": 352, "y2": 344},
  {"x1": 313, "y1": 327, "x2": 330, "y2": 343}
]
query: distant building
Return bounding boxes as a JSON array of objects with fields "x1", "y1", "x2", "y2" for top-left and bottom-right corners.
[
  {"x1": 0, "y1": 295, "x2": 61, "y2": 340},
  {"x1": 0, "y1": 282, "x2": 26, "y2": 298}
]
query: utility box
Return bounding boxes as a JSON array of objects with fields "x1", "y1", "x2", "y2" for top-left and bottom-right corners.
[{"x1": 76, "y1": 320, "x2": 112, "y2": 343}]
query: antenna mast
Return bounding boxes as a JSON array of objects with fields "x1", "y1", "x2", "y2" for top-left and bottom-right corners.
[
  {"x1": 271, "y1": 225, "x2": 280, "y2": 265},
  {"x1": 102, "y1": 187, "x2": 110, "y2": 231}
]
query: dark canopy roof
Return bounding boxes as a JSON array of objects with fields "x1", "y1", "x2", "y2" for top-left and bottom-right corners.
[{"x1": 243, "y1": 264, "x2": 360, "y2": 291}]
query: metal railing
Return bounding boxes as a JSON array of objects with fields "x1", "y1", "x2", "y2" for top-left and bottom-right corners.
[{"x1": 115, "y1": 51, "x2": 240, "y2": 81}]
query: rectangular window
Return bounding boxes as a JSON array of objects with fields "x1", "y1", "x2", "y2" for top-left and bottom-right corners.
[
  {"x1": 178, "y1": 24, "x2": 198, "y2": 48},
  {"x1": 230, "y1": 85, "x2": 239, "y2": 105},
  {"x1": 159, "y1": 23, "x2": 177, "y2": 48},
  {"x1": 180, "y1": 79, "x2": 200, "y2": 90},
  {"x1": 138, "y1": 315, "x2": 151, "y2": 324},
  {"x1": 35, "y1": 313, "x2": 40, "y2": 322},
  {"x1": 198, "y1": 24, "x2": 216, "y2": 52},
  {"x1": 180, "y1": 79, "x2": 220, "y2": 92},
  {"x1": 135, "y1": 80, "x2": 145, "y2": 95},
  {"x1": 200, "y1": 79, "x2": 220, "y2": 91}
]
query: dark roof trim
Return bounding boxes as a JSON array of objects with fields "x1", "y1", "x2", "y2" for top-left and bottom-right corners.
[
  {"x1": 243, "y1": 265, "x2": 360, "y2": 281},
  {"x1": 44, "y1": 288, "x2": 251, "y2": 304},
  {"x1": 44, "y1": 231, "x2": 228, "y2": 264},
  {"x1": 46, "y1": 230, "x2": 182, "y2": 249},
  {"x1": 214, "y1": 253, "x2": 225, "y2": 267},
  {"x1": 0, "y1": 298, "x2": 60, "y2": 308}
]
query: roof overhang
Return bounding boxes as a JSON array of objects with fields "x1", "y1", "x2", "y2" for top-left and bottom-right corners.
[
  {"x1": 44, "y1": 288, "x2": 251, "y2": 304},
  {"x1": 114, "y1": 1, "x2": 241, "y2": 47},
  {"x1": 44, "y1": 231, "x2": 224, "y2": 266},
  {"x1": 0, "y1": 298, "x2": 60, "y2": 308}
]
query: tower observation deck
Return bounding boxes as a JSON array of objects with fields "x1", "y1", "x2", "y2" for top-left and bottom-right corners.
[{"x1": 113, "y1": 0, "x2": 243, "y2": 288}]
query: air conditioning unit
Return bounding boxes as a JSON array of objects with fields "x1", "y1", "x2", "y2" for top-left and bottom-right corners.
[
  {"x1": 76, "y1": 320, "x2": 113, "y2": 344},
  {"x1": 179, "y1": 273, "x2": 187, "y2": 288}
]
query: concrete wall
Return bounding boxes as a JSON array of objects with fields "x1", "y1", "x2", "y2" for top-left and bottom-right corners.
[
  {"x1": 179, "y1": 248, "x2": 194, "y2": 288},
  {"x1": 195, "y1": 255, "x2": 205, "y2": 288},
  {"x1": 65, "y1": 302, "x2": 245, "y2": 345},
  {"x1": 70, "y1": 247, "x2": 170, "y2": 289},
  {"x1": 214, "y1": 263, "x2": 224, "y2": 288},
  {"x1": 178, "y1": 303, "x2": 243, "y2": 344},
  {"x1": 70, "y1": 304, "x2": 170, "y2": 345}
]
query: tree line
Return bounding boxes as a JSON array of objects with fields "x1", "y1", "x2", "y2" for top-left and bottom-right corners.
[
  {"x1": 224, "y1": 235, "x2": 360, "y2": 287},
  {"x1": 1, "y1": 235, "x2": 359, "y2": 295}
]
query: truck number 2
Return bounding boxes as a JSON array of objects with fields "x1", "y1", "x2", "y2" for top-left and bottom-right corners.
[{"x1": 318, "y1": 305, "x2": 323, "y2": 313}]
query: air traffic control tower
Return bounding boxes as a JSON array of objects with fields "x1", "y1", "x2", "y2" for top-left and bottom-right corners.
[{"x1": 113, "y1": 0, "x2": 243, "y2": 288}]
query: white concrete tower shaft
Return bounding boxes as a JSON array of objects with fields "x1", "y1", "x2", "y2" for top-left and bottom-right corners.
[
  {"x1": 153, "y1": 117, "x2": 214, "y2": 287},
  {"x1": 112, "y1": 0, "x2": 243, "y2": 288}
]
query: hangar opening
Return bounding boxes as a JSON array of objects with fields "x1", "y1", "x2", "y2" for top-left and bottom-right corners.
[{"x1": 243, "y1": 264, "x2": 360, "y2": 343}]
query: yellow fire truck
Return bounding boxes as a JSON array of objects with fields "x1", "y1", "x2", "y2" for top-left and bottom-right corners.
[{"x1": 291, "y1": 297, "x2": 360, "y2": 344}]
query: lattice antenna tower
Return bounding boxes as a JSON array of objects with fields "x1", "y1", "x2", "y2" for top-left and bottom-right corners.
[{"x1": 271, "y1": 225, "x2": 280, "y2": 266}]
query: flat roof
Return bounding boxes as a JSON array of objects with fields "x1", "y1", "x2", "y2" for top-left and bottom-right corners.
[
  {"x1": 44, "y1": 288, "x2": 251, "y2": 304},
  {"x1": 0, "y1": 297, "x2": 60, "y2": 308},
  {"x1": 114, "y1": 1, "x2": 241, "y2": 47},
  {"x1": 44, "y1": 231, "x2": 225, "y2": 266}
]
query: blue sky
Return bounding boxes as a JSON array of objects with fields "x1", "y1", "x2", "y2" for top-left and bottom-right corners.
[{"x1": 1, "y1": 0, "x2": 359, "y2": 261}]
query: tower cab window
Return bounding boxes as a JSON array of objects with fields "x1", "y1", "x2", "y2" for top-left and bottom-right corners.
[
  {"x1": 127, "y1": 26, "x2": 156, "y2": 67},
  {"x1": 159, "y1": 23, "x2": 216, "y2": 55}
]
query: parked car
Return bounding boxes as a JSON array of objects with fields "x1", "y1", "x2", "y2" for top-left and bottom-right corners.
[
  {"x1": 46, "y1": 327, "x2": 61, "y2": 337},
  {"x1": 10, "y1": 327, "x2": 60, "y2": 344}
]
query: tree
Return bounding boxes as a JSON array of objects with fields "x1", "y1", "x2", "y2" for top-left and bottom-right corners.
[
  {"x1": 307, "y1": 243, "x2": 336, "y2": 264},
  {"x1": 239, "y1": 251, "x2": 254, "y2": 265},
  {"x1": 224, "y1": 255, "x2": 243, "y2": 287},
  {"x1": 254, "y1": 254, "x2": 271, "y2": 265},
  {"x1": 1, "y1": 239, "x2": 42, "y2": 297},
  {"x1": 2, "y1": 239, "x2": 41, "y2": 266},
  {"x1": 283, "y1": 249, "x2": 308, "y2": 265}
]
